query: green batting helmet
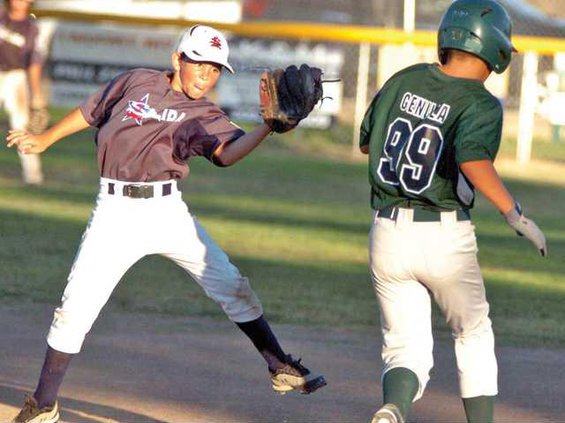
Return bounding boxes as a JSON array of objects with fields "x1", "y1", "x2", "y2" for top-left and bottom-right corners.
[{"x1": 438, "y1": 0, "x2": 517, "y2": 74}]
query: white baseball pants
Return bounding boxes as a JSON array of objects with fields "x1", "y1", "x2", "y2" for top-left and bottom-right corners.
[
  {"x1": 0, "y1": 70, "x2": 43, "y2": 184},
  {"x1": 369, "y1": 208, "x2": 497, "y2": 400},
  {"x1": 47, "y1": 178, "x2": 263, "y2": 354}
]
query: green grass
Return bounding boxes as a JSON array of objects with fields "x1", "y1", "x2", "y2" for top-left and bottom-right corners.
[
  {"x1": 0, "y1": 113, "x2": 564, "y2": 348},
  {"x1": 498, "y1": 135, "x2": 565, "y2": 163}
]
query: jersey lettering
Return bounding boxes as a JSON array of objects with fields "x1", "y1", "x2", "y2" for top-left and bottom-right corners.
[
  {"x1": 399, "y1": 92, "x2": 451, "y2": 124},
  {"x1": 377, "y1": 118, "x2": 444, "y2": 194}
]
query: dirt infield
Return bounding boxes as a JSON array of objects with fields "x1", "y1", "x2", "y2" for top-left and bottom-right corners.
[{"x1": 0, "y1": 303, "x2": 563, "y2": 423}]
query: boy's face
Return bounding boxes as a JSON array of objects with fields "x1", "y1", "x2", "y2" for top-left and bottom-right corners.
[
  {"x1": 8, "y1": 0, "x2": 33, "y2": 12},
  {"x1": 171, "y1": 53, "x2": 222, "y2": 100}
]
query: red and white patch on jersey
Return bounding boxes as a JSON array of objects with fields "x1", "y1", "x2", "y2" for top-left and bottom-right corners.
[
  {"x1": 122, "y1": 93, "x2": 186, "y2": 126},
  {"x1": 122, "y1": 93, "x2": 153, "y2": 126}
]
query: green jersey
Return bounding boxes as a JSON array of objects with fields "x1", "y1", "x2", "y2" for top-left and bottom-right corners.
[{"x1": 360, "y1": 63, "x2": 503, "y2": 211}]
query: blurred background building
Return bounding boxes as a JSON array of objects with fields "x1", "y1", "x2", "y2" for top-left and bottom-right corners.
[
  {"x1": 33, "y1": 0, "x2": 565, "y2": 34},
  {"x1": 29, "y1": 0, "x2": 565, "y2": 157}
]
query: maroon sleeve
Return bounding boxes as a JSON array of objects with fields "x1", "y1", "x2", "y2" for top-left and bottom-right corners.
[
  {"x1": 173, "y1": 112, "x2": 245, "y2": 163},
  {"x1": 79, "y1": 70, "x2": 135, "y2": 127}
]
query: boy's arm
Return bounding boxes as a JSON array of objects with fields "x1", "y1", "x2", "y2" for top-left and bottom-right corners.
[
  {"x1": 459, "y1": 159, "x2": 514, "y2": 213},
  {"x1": 6, "y1": 108, "x2": 90, "y2": 154},
  {"x1": 460, "y1": 159, "x2": 547, "y2": 256},
  {"x1": 26, "y1": 63, "x2": 50, "y2": 135},
  {"x1": 212, "y1": 123, "x2": 272, "y2": 166},
  {"x1": 27, "y1": 62, "x2": 44, "y2": 109}
]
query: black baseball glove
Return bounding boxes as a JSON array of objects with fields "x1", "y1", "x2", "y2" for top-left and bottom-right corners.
[{"x1": 259, "y1": 64, "x2": 323, "y2": 133}]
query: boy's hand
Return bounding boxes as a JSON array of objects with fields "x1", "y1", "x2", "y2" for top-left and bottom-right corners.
[
  {"x1": 6, "y1": 130, "x2": 49, "y2": 154},
  {"x1": 504, "y1": 203, "x2": 547, "y2": 257}
]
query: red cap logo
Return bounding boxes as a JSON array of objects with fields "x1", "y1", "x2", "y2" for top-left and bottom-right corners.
[{"x1": 210, "y1": 36, "x2": 222, "y2": 49}]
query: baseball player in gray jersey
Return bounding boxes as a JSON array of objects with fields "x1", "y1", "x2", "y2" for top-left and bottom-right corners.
[
  {"x1": 0, "y1": 0, "x2": 47, "y2": 185},
  {"x1": 361, "y1": 1, "x2": 547, "y2": 423},
  {"x1": 7, "y1": 25, "x2": 326, "y2": 423}
]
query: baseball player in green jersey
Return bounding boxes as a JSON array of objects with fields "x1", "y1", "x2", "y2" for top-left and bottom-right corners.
[{"x1": 360, "y1": 1, "x2": 547, "y2": 423}]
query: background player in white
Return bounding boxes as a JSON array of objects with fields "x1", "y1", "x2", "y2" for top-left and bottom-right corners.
[
  {"x1": 360, "y1": 1, "x2": 547, "y2": 422},
  {"x1": 0, "y1": 0, "x2": 48, "y2": 185},
  {"x1": 6, "y1": 24, "x2": 326, "y2": 423}
]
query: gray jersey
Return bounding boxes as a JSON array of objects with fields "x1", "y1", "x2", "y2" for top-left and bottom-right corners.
[
  {"x1": 80, "y1": 68, "x2": 245, "y2": 182},
  {"x1": 0, "y1": 6, "x2": 43, "y2": 71}
]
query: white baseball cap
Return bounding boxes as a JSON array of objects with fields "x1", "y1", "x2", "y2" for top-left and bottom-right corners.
[{"x1": 176, "y1": 25, "x2": 234, "y2": 73}]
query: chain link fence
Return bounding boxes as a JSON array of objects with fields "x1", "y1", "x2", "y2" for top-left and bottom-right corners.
[
  {"x1": 35, "y1": 0, "x2": 565, "y2": 160},
  {"x1": 240, "y1": 0, "x2": 565, "y2": 157}
]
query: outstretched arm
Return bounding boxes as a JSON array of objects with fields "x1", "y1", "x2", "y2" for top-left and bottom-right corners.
[
  {"x1": 212, "y1": 122, "x2": 272, "y2": 166},
  {"x1": 461, "y1": 159, "x2": 547, "y2": 256},
  {"x1": 6, "y1": 108, "x2": 90, "y2": 154}
]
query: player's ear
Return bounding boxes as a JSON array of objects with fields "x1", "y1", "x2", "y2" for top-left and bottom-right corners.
[{"x1": 171, "y1": 52, "x2": 182, "y2": 72}]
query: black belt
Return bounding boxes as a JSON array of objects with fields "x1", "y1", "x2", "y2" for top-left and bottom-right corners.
[
  {"x1": 107, "y1": 182, "x2": 172, "y2": 199},
  {"x1": 377, "y1": 206, "x2": 470, "y2": 222}
]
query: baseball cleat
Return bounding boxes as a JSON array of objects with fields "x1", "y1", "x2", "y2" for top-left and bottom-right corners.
[
  {"x1": 370, "y1": 403, "x2": 404, "y2": 423},
  {"x1": 12, "y1": 395, "x2": 59, "y2": 423},
  {"x1": 270, "y1": 354, "x2": 327, "y2": 395}
]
